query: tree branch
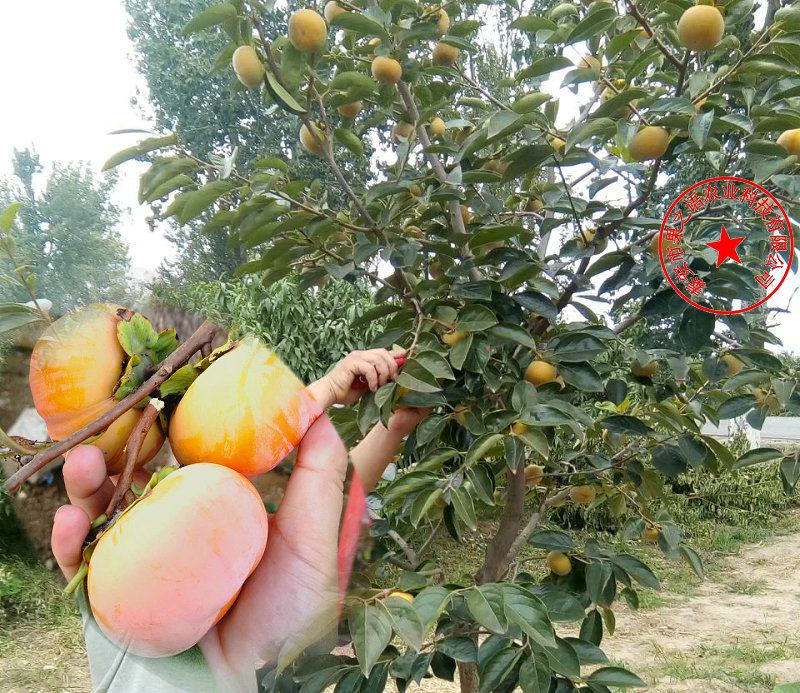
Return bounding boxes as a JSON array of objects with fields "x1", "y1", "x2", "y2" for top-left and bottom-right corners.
[
  {"x1": 396, "y1": 81, "x2": 482, "y2": 282},
  {"x1": 4, "y1": 321, "x2": 217, "y2": 492},
  {"x1": 625, "y1": 1, "x2": 683, "y2": 69},
  {"x1": 105, "y1": 399, "x2": 164, "y2": 517},
  {"x1": 504, "y1": 486, "x2": 572, "y2": 565}
]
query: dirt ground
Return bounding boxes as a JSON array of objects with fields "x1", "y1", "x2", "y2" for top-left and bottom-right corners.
[{"x1": 1, "y1": 528, "x2": 798, "y2": 692}]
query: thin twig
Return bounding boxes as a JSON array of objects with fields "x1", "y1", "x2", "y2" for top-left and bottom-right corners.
[
  {"x1": 105, "y1": 400, "x2": 163, "y2": 517},
  {"x1": 396, "y1": 81, "x2": 482, "y2": 282},
  {"x1": 504, "y1": 486, "x2": 572, "y2": 565},
  {"x1": 4, "y1": 321, "x2": 217, "y2": 492},
  {"x1": 625, "y1": 1, "x2": 683, "y2": 69},
  {"x1": 387, "y1": 529, "x2": 419, "y2": 567}
]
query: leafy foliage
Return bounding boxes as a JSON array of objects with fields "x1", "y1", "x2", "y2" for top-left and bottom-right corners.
[
  {"x1": 110, "y1": 0, "x2": 800, "y2": 689},
  {"x1": 154, "y1": 276, "x2": 384, "y2": 383}
]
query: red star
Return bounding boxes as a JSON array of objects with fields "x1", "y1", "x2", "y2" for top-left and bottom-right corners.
[{"x1": 706, "y1": 224, "x2": 745, "y2": 266}]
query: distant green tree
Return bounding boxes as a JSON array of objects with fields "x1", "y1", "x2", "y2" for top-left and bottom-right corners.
[
  {"x1": 0, "y1": 149, "x2": 131, "y2": 315},
  {"x1": 124, "y1": 0, "x2": 374, "y2": 284},
  {"x1": 153, "y1": 275, "x2": 385, "y2": 384}
]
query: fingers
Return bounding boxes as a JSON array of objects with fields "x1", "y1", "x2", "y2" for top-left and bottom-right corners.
[
  {"x1": 63, "y1": 446, "x2": 114, "y2": 520},
  {"x1": 354, "y1": 349, "x2": 404, "y2": 392},
  {"x1": 51, "y1": 504, "x2": 90, "y2": 581}
]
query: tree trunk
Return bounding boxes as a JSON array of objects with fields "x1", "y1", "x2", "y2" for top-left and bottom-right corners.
[
  {"x1": 475, "y1": 467, "x2": 526, "y2": 584},
  {"x1": 457, "y1": 661, "x2": 480, "y2": 693}
]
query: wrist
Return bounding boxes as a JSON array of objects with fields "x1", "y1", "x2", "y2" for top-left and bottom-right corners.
[{"x1": 306, "y1": 376, "x2": 335, "y2": 410}]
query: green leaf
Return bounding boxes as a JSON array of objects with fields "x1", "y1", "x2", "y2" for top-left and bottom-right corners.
[
  {"x1": 680, "y1": 544, "x2": 704, "y2": 579},
  {"x1": 451, "y1": 486, "x2": 478, "y2": 530},
  {"x1": 565, "y1": 636, "x2": 609, "y2": 664},
  {"x1": 335, "y1": 128, "x2": 364, "y2": 156},
  {"x1": 0, "y1": 303, "x2": 42, "y2": 335},
  {"x1": 717, "y1": 394, "x2": 756, "y2": 419},
  {"x1": 102, "y1": 134, "x2": 179, "y2": 171},
  {"x1": 689, "y1": 109, "x2": 714, "y2": 149},
  {"x1": 611, "y1": 555, "x2": 661, "y2": 591},
  {"x1": 478, "y1": 647, "x2": 522, "y2": 693},
  {"x1": 513, "y1": 291, "x2": 558, "y2": 322},
  {"x1": 516, "y1": 56, "x2": 573, "y2": 81},
  {"x1": 733, "y1": 447, "x2": 783, "y2": 469},
  {"x1": 466, "y1": 433, "x2": 504, "y2": 466},
  {"x1": 544, "y1": 636, "x2": 580, "y2": 678},
  {"x1": 517, "y1": 428, "x2": 549, "y2": 460},
  {"x1": 566, "y1": 117, "x2": 616, "y2": 152},
  {"x1": 395, "y1": 359, "x2": 442, "y2": 393},
  {"x1": 466, "y1": 585, "x2": 506, "y2": 633},
  {"x1": 651, "y1": 444, "x2": 688, "y2": 478},
  {"x1": 780, "y1": 455, "x2": 800, "y2": 493},
  {"x1": 383, "y1": 597, "x2": 424, "y2": 651},
  {"x1": 600, "y1": 415, "x2": 651, "y2": 437},
  {"x1": 567, "y1": 5, "x2": 617, "y2": 43},
  {"x1": 116, "y1": 311, "x2": 159, "y2": 357},
  {"x1": 331, "y1": 11, "x2": 387, "y2": 36},
  {"x1": 182, "y1": 3, "x2": 238, "y2": 36},
  {"x1": 502, "y1": 585, "x2": 555, "y2": 648},
  {"x1": 413, "y1": 586, "x2": 452, "y2": 630},
  {"x1": 437, "y1": 637, "x2": 477, "y2": 663},
  {"x1": 518, "y1": 652, "x2": 550, "y2": 693},
  {"x1": 348, "y1": 603, "x2": 392, "y2": 677},
  {"x1": 510, "y1": 16, "x2": 558, "y2": 33},
  {"x1": 534, "y1": 585, "x2": 585, "y2": 622},
  {"x1": 457, "y1": 304, "x2": 498, "y2": 332},
  {"x1": 264, "y1": 70, "x2": 307, "y2": 115},
  {"x1": 587, "y1": 667, "x2": 646, "y2": 688},
  {"x1": 0, "y1": 202, "x2": 21, "y2": 232},
  {"x1": 558, "y1": 362, "x2": 603, "y2": 392},
  {"x1": 178, "y1": 181, "x2": 237, "y2": 224},
  {"x1": 550, "y1": 333, "x2": 605, "y2": 362},
  {"x1": 528, "y1": 530, "x2": 575, "y2": 552},
  {"x1": 678, "y1": 308, "x2": 715, "y2": 353},
  {"x1": 488, "y1": 323, "x2": 535, "y2": 348},
  {"x1": 414, "y1": 351, "x2": 455, "y2": 380}
]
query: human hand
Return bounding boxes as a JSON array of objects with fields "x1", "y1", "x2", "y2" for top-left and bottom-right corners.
[
  {"x1": 307, "y1": 348, "x2": 406, "y2": 408},
  {"x1": 387, "y1": 406, "x2": 431, "y2": 437},
  {"x1": 52, "y1": 414, "x2": 350, "y2": 690}
]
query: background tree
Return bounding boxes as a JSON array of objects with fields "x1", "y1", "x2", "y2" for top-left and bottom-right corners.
[
  {"x1": 0, "y1": 148, "x2": 131, "y2": 315},
  {"x1": 96, "y1": 0, "x2": 800, "y2": 689},
  {"x1": 125, "y1": 0, "x2": 376, "y2": 285}
]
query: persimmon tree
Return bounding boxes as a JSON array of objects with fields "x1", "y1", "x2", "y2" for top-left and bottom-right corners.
[{"x1": 7, "y1": 0, "x2": 800, "y2": 690}]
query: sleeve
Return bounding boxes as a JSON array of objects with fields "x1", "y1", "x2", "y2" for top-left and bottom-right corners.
[{"x1": 75, "y1": 586, "x2": 221, "y2": 693}]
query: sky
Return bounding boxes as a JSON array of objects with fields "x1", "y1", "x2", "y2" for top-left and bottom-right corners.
[
  {"x1": 0, "y1": 0, "x2": 172, "y2": 279},
  {"x1": 0, "y1": 0, "x2": 797, "y2": 351}
]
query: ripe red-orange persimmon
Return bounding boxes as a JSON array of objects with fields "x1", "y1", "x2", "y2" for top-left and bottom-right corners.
[
  {"x1": 168, "y1": 334, "x2": 321, "y2": 476},
  {"x1": 29, "y1": 303, "x2": 164, "y2": 474},
  {"x1": 88, "y1": 463, "x2": 268, "y2": 657}
]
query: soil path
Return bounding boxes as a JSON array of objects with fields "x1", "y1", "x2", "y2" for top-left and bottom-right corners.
[
  {"x1": 419, "y1": 528, "x2": 800, "y2": 693},
  {"x1": 3, "y1": 521, "x2": 800, "y2": 693}
]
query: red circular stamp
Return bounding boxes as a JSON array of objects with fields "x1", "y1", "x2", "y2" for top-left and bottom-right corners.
[{"x1": 658, "y1": 176, "x2": 794, "y2": 315}]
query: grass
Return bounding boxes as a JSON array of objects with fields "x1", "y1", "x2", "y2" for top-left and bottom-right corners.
[
  {"x1": 0, "y1": 503, "x2": 83, "y2": 650},
  {"x1": 642, "y1": 637, "x2": 798, "y2": 692},
  {"x1": 0, "y1": 501, "x2": 87, "y2": 691}
]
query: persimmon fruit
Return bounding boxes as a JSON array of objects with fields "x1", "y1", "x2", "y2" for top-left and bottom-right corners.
[
  {"x1": 168, "y1": 334, "x2": 321, "y2": 477},
  {"x1": 288, "y1": 9, "x2": 327, "y2": 53},
  {"x1": 678, "y1": 5, "x2": 725, "y2": 52},
  {"x1": 525, "y1": 360, "x2": 558, "y2": 386},
  {"x1": 231, "y1": 46, "x2": 264, "y2": 88},
  {"x1": 87, "y1": 463, "x2": 268, "y2": 657},
  {"x1": 29, "y1": 303, "x2": 164, "y2": 475}
]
